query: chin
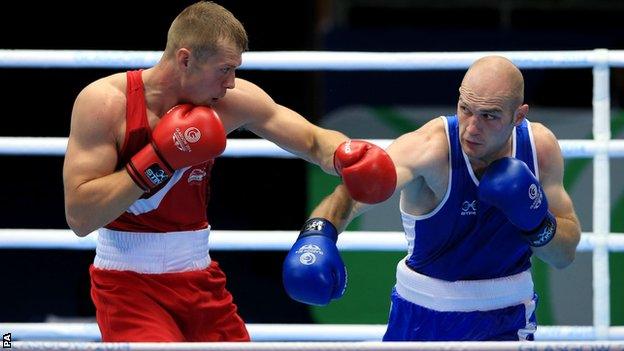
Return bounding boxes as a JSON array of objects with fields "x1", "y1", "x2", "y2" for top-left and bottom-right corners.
[
  {"x1": 196, "y1": 99, "x2": 214, "y2": 107},
  {"x1": 464, "y1": 149, "x2": 480, "y2": 159},
  {"x1": 462, "y1": 143, "x2": 485, "y2": 160}
]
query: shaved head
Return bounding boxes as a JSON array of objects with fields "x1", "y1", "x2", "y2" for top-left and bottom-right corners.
[
  {"x1": 460, "y1": 56, "x2": 524, "y2": 112},
  {"x1": 456, "y1": 55, "x2": 530, "y2": 162}
]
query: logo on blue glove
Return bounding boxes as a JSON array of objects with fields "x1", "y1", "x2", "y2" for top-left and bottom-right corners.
[
  {"x1": 530, "y1": 218, "x2": 556, "y2": 247},
  {"x1": 299, "y1": 253, "x2": 316, "y2": 265},
  {"x1": 296, "y1": 244, "x2": 323, "y2": 265},
  {"x1": 304, "y1": 220, "x2": 326, "y2": 232},
  {"x1": 528, "y1": 183, "x2": 542, "y2": 210}
]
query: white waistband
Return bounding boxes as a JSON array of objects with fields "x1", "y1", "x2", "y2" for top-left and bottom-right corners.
[
  {"x1": 94, "y1": 227, "x2": 211, "y2": 274},
  {"x1": 395, "y1": 257, "x2": 534, "y2": 312}
]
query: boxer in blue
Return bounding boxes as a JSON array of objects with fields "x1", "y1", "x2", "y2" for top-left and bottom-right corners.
[{"x1": 282, "y1": 55, "x2": 581, "y2": 341}]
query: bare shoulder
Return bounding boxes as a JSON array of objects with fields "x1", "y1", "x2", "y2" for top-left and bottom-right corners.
[
  {"x1": 390, "y1": 117, "x2": 448, "y2": 163},
  {"x1": 70, "y1": 73, "x2": 127, "y2": 142},
  {"x1": 64, "y1": 74, "x2": 128, "y2": 188},
  {"x1": 73, "y1": 73, "x2": 126, "y2": 124},
  {"x1": 530, "y1": 121, "x2": 564, "y2": 182},
  {"x1": 230, "y1": 78, "x2": 269, "y2": 97},
  {"x1": 223, "y1": 78, "x2": 273, "y2": 108},
  {"x1": 530, "y1": 121, "x2": 558, "y2": 143},
  {"x1": 215, "y1": 78, "x2": 275, "y2": 129},
  {"x1": 530, "y1": 121, "x2": 563, "y2": 165},
  {"x1": 387, "y1": 116, "x2": 449, "y2": 177}
]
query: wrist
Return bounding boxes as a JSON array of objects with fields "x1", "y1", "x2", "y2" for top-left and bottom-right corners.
[
  {"x1": 125, "y1": 163, "x2": 150, "y2": 191},
  {"x1": 126, "y1": 142, "x2": 173, "y2": 191},
  {"x1": 522, "y1": 211, "x2": 557, "y2": 247},
  {"x1": 298, "y1": 218, "x2": 338, "y2": 243},
  {"x1": 333, "y1": 140, "x2": 359, "y2": 176},
  {"x1": 332, "y1": 141, "x2": 347, "y2": 176}
]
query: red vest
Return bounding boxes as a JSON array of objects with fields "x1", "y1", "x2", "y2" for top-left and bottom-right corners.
[{"x1": 105, "y1": 70, "x2": 212, "y2": 232}]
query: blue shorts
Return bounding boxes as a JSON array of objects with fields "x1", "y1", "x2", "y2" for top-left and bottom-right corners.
[{"x1": 383, "y1": 288, "x2": 538, "y2": 341}]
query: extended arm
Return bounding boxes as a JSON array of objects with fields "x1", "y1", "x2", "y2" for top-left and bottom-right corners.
[
  {"x1": 282, "y1": 119, "x2": 446, "y2": 305},
  {"x1": 221, "y1": 79, "x2": 346, "y2": 173},
  {"x1": 223, "y1": 78, "x2": 395, "y2": 203}
]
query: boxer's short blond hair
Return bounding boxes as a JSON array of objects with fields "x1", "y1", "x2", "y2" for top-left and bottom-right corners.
[{"x1": 164, "y1": 1, "x2": 248, "y2": 61}]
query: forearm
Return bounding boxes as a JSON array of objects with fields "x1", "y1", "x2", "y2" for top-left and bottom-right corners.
[
  {"x1": 531, "y1": 215, "x2": 581, "y2": 269},
  {"x1": 65, "y1": 170, "x2": 144, "y2": 236},
  {"x1": 310, "y1": 128, "x2": 348, "y2": 175},
  {"x1": 309, "y1": 185, "x2": 368, "y2": 233}
]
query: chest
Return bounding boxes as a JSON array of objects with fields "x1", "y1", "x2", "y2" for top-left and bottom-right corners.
[{"x1": 115, "y1": 109, "x2": 160, "y2": 152}]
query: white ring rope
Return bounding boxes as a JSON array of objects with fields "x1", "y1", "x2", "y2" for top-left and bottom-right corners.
[
  {"x1": 1, "y1": 137, "x2": 624, "y2": 159},
  {"x1": 0, "y1": 229, "x2": 623, "y2": 251},
  {"x1": 4, "y1": 323, "x2": 624, "y2": 342},
  {"x1": 11, "y1": 341, "x2": 624, "y2": 351},
  {"x1": 0, "y1": 138, "x2": 298, "y2": 158},
  {"x1": 2, "y1": 49, "x2": 624, "y2": 69}
]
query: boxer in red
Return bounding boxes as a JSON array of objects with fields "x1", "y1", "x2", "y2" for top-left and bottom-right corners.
[{"x1": 62, "y1": 1, "x2": 395, "y2": 342}]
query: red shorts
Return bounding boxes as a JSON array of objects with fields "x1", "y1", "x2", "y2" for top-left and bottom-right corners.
[{"x1": 89, "y1": 261, "x2": 250, "y2": 342}]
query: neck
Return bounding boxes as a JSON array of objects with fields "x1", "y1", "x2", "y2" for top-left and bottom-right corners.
[{"x1": 142, "y1": 60, "x2": 181, "y2": 116}]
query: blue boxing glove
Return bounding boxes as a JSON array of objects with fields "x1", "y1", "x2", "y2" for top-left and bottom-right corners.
[
  {"x1": 282, "y1": 218, "x2": 347, "y2": 306},
  {"x1": 478, "y1": 157, "x2": 557, "y2": 247}
]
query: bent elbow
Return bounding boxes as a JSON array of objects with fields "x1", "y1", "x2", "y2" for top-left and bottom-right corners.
[
  {"x1": 67, "y1": 221, "x2": 93, "y2": 237},
  {"x1": 552, "y1": 260, "x2": 572, "y2": 270},
  {"x1": 65, "y1": 212, "x2": 95, "y2": 237},
  {"x1": 72, "y1": 226, "x2": 94, "y2": 238},
  {"x1": 548, "y1": 228, "x2": 581, "y2": 269},
  {"x1": 552, "y1": 250, "x2": 576, "y2": 269}
]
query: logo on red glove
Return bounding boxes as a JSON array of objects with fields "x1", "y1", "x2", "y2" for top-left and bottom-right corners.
[
  {"x1": 145, "y1": 165, "x2": 168, "y2": 186},
  {"x1": 343, "y1": 140, "x2": 352, "y2": 153},
  {"x1": 184, "y1": 127, "x2": 201, "y2": 143},
  {"x1": 173, "y1": 127, "x2": 201, "y2": 152}
]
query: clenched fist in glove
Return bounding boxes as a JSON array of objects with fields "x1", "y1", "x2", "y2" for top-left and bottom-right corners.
[
  {"x1": 283, "y1": 218, "x2": 347, "y2": 306},
  {"x1": 478, "y1": 157, "x2": 557, "y2": 247},
  {"x1": 126, "y1": 104, "x2": 226, "y2": 191},
  {"x1": 334, "y1": 140, "x2": 396, "y2": 204}
]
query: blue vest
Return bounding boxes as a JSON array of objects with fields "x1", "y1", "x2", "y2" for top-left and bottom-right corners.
[{"x1": 401, "y1": 115, "x2": 536, "y2": 281}]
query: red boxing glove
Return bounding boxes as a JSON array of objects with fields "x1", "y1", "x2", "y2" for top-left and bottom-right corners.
[
  {"x1": 126, "y1": 104, "x2": 226, "y2": 191},
  {"x1": 333, "y1": 140, "x2": 396, "y2": 204}
]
